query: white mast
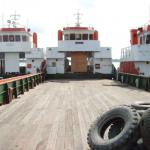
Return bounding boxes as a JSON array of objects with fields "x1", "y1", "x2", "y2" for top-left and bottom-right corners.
[
  {"x1": 1, "y1": 14, "x2": 4, "y2": 28},
  {"x1": 149, "y1": 5, "x2": 150, "y2": 23},
  {"x1": 74, "y1": 10, "x2": 82, "y2": 27},
  {"x1": 8, "y1": 11, "x2": 20, "y2": 28}
]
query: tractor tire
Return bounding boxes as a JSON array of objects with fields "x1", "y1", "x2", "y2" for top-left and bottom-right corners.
[
  {"x1": 131, "y1": 102, "x2": 150, "y2": 110},
  {"x1": 108, "y1": 119, "x2": 124, "y2": 139},
  {"x1": 132, "y1": 144, "x2": 147, "y2": 150},
  {"x1": 87, "y1": 106, "x2": 140, "y2": 150},
  {"x1": 108, "y1": 123, "x2": 147, "y2": 150},
  {"x1": 140, "y1": 108, "x2": 150, "y2": 150}
]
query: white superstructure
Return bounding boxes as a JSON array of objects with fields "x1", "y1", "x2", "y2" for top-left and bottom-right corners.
[
  {"x1": 46, "y1": 25, "x2": 112, "y2": 75},
  {"x1": 0, "y1": 13, "x2": 40, "y2": 75},
  {"x1": 120, "y1": 25, "x2": 150, "y2": 77},
  {"x1": 26, "y1": 48, "x2": 45, "y2": 74}
]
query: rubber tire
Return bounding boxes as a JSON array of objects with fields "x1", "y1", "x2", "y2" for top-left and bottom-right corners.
[
  {"x1": 140, "y1": 108, "x2": 150, "y2": 150},
  {"x1": 87, "y1": 106, "x2": 140, "y2": 150},
  {"x1": 108, "y1": 124, "x2": 146, "y2": 150},
  {"x1": 131, "y1": 144, "x2": 147, "y2": 150},
  {"x1": 131, "y1": 102, "x2": 150, "y2": 110},
  {"x1": 108, "y1": 120, "x2": 124, "y2": 139}
]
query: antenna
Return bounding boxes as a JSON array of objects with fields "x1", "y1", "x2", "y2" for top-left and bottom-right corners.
[
  {"x1": 8, "y1": 11, "x2": 20, "y2": 28},
  {"x1": 1, "y1": 14, "x2": 4, "y2": 28},
  {"x1": 74, "y1": 10, "x2": 82, "y2": 27},
  {"x1": 149, "y1": 5, "x2": 150, "y2": 23}
]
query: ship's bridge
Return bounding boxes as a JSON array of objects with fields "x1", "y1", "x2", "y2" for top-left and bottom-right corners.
[
  {"x1": 57, "y1": 26, "x2": 101, "y2": 52},
  {"x1": 0, "y1": 28, "x2": 32, "y2": 52}
]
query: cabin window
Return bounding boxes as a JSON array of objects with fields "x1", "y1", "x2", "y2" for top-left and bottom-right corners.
[
  {"x1": 64, "y1": 34, "x2": 69, "y2": 40},
  {"x1": 3, "y1": 35, "x2": 9, "y2": 42},
  {"x1": 89, "y1": 34, "x2": 93, "y2": 40},
  {"x1": 22, "y1": 35, "x2": 28, "y2": 42},
  {"x1": 9, "y1": 35, "x2": 14, "y2": 42},
  {"x1": 19, "y1": 52, "x2": 25, "y2": 59},
  {"x1": 15, "y1": 35, "x2": 21, "y2": 42},
  {"x1": 82, "y1": 34, "x2": 88, "y2": 40},
  {"x1": 146, "y1": 34, "x2": 150, "y2": 44},
  {"x1": 143, "y1": 35, "x2": 146, "y2": 44},
  {"x1": 75, "y1": 34, "x2": 81, "y2": 40},
  {"x1": 52, "y1": 62, "x2": 56, "y2": 67},
  {"x1": 70, "y1": 34, "x2": 75, "y2": 40},
  {"x1": 0, "y1": 36, "x2": 2, "y2": 42},
  {"x1": 0, "y1": 53, "x2": 4, "y2": 59}
]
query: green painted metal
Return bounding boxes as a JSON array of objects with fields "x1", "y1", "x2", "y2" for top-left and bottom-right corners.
[
  {"x1": 118, "y1": 72, "x2": 150, "y2": 91},
  {"x1": 0, "y1": 73, "x2": 44, "y2": 105}
]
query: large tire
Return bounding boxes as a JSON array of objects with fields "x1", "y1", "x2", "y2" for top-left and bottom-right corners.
[
  {"x1": 132, "y1": 102, "x2": 150, "y2": 110},
  {"x1": 131, "y1": 102, "x2": 150, "y2": 117},
  {"x1": 140, "y1": 108, "x2": 150, "y2": 150},
  {"x1": 87, "y1": 106, "x2": 140, "y2": 150},
  {"x1": 108, "y1": 124, "x2": 146, "y2": 150},
  {"x1": 131, "y1": 144, "x2": 147, "y2": 150},
  {"x1": 108, "y1": 120, "x2": 124, "y2": 139}
]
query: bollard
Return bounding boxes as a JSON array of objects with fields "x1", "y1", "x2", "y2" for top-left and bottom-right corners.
[{"x1": 7, "y1": 87, "x2": 13, "y2": 103}]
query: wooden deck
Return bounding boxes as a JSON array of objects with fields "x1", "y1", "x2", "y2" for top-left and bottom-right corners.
[{"x1": 0, "y1": 79, "x2": 150, "y2": 150}]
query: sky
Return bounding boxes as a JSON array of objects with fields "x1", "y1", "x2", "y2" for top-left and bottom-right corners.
[{"x1": 0, "y1": 0, "x2": 150, "y2": 59}]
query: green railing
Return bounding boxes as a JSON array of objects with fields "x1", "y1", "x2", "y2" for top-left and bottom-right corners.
[
  {"x1": 118, "y1": 72, "x2": 150, "y2": 91},
  {"x1": 0, "y1": 73, "x2": 44, "y2": 105}
]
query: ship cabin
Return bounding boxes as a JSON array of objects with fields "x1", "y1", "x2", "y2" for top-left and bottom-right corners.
[
  {"x1": 46, "y1": 26, "x2": 112, "y2": 75},
  {"x1": 26, "y1": 48, "x2": 45, "y2": 74},
  {"x1": 120, "y1": 24, "x2": 150, "y2": 76},
  {"x1": 0, "y1": 27, "x2": 38, "y2": 75}
]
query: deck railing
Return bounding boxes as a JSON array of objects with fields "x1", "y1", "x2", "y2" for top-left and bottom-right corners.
[
  {"x1": 121, "y1": 46, "x2": 131, "y2": 59},
  {"x1": 117, "y1": 72, "x2": 150, "y2": 91},
  {"x1": 0, "y1": 73, "x2": 44, "y2": 105}
]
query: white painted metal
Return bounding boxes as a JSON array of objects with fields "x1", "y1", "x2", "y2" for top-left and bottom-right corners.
[
  {"x1": 93, "y1": 58, "x2": 112, "y2": 74},
  {"x1": 94, "y1": 47, "x2": 112, "y2": 58},
  {"x1": 0, "y1": 42, "x2": 31, "y2": 52},
  {"x1": 46, "y1": 47, "x2": 65, "y2": 74},
  {"x1": 46, "y1": 24, "x2": 112, "y2": 75},
  {"x1": 0, "y1": 32, "x2": 31, "y2": 52},
  {"x1": 47, "y1": 59, "x2": 65, "y2": 74},
  {"x1": 26, "y1": 48, "x2": 45, "y2": 74},
  {"x1": 46, "y1": 47, "x2": 65, "y2": 58},
  {"x1": 26, "y1": 48, "x2": 45, "y2": 59},
  {"x1": 135, "y1": 62, "x2": 150, "y2": 77},
  {"x1": 121, "y1": 44, "x2": 150, "y2": 61},
  {"x1": 63, "y1": 30, "x2": 95, "y2": 35},
  {"x1": 5, "y1": 53, "x2": 19, "y2": 73},
  {"x1": 58, "y1": 40, "x2": 101, "y2": 52}
]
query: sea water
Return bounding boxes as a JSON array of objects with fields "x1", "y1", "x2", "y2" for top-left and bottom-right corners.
[{"x1": 113, "y1": 62, "x2": 120, "y2": 69}]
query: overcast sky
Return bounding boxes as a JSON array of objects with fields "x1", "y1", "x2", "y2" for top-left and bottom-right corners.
[{"x1": 0, "y1": 0, "x2": 150, "y2": 58}]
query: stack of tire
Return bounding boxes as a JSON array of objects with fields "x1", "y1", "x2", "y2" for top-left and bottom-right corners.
[{"x1": 87, "y1": 102, "x2": 150, "y2": 150}]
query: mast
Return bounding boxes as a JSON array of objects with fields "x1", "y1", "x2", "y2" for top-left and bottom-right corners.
[
  {"x1": 74, "y1": 10, "x2": 82, "y2": 27},
  {"x1": 7, "y1": 11, "x2": 20, "y2": 28}
]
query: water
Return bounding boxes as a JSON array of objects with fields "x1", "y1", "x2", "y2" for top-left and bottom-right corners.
[{"x1": 113, "y1": 62, "x2": 120, "y2": 69}]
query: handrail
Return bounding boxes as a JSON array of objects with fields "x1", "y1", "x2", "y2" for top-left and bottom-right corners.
[
  {"x1": 0, "y1": 73, "x2": 42, "y2": 85},
  {"x1": 121, "y1": 46, "x2": 131, "y2": 59},
  {"x1": 0, "y1": 73, "x2": 44, "y2": 105},
  {"x1": 118, "y1": 72, "x2": 150, "y2": 79}
]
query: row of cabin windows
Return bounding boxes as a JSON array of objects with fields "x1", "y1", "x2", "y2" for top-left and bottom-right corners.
[
  {"x1": 0, "y1": 35, "x2": 29, "y2": 42},
  {"x1": 64, "y1": 34, "x2": 94, "y2": 40},
  {"x1": 139, "y1": 34, "x2": 150, "y2": 44},
  {"x1": 0, "y1": 52, "x2": 25, "y2": 59},
  {"x1": 146, "y1": 35, "x2": 150, "y2": 44}
]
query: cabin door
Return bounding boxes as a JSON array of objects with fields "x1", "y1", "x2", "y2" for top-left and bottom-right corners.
[{"x1": 71, "y1": 52, "x2": 87, "y2": 73}]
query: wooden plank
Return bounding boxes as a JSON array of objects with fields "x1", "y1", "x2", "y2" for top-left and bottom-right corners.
[
  {"x1": 0, "y1": 79, "x2": 150, "y2": 150},
  {"x1": 71, "y1": 52, "x2": 87, "y2": 73}
]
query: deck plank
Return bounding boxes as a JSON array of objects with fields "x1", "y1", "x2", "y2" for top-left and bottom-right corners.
[{"x1": 0, "y1": 79, "x2": 150, "y2": 150}]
